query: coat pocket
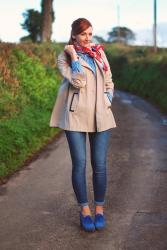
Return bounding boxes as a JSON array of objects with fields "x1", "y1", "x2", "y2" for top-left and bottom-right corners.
[
  {"x1": 104, "y1": 92, "x2": 112, "y2": 108},
  {"x1": 69, "y1": 92, "x2": 79, "y2": 112}
]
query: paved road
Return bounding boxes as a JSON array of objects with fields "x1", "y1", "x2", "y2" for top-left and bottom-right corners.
[{"x1": 0, "y1": 90, "x2": 167, "y2": 250}]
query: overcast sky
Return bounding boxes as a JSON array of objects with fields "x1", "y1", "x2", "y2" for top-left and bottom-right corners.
[{"x1": 0, "y1": 0, "x2": 167, "y2": 46}]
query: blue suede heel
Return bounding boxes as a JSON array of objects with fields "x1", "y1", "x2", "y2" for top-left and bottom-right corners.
[
  {"x1": 94, "y1": 213, "x2": 105, "y2": 230},
  {"x1": 80, "y1": 212, "x2": 95, "y2": 232}
]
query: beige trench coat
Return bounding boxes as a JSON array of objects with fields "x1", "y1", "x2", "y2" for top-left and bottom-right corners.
[{"x1": 49, "y1": 49, "x2": 117, "y2": 132}]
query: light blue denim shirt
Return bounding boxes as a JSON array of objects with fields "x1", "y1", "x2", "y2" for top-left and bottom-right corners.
[{"x1": 71, "y1": 52, "x2": 96, "y2": 74}]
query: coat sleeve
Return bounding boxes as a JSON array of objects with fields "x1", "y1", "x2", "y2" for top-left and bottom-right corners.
[
  {"x1": 100, "y1": 49, "x2": 115, "y2": 97},
  {"x1": 57, "y1": 52, "x2": 86, "y2": 89}
]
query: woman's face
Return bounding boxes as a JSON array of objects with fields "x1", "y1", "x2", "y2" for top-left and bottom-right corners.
[{"x1": 72, "y1": 26, "x2": 93, "y2": 47}]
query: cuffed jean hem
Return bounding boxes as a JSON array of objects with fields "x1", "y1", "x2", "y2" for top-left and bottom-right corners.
[
  {"x1": 78, "y1": 202, "x2": 89, "y2": 207},
  {"x1": 94, "y1": 200, "x2": 105, "y2": 205}
]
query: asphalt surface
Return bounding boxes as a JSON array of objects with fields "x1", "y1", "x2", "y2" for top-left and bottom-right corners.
[{"x1": 0, "y1": 90, "x2": 167, "y2": 250}]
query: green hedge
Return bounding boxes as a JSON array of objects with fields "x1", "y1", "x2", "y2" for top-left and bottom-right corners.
[
  {"x1": 0, "y1": 43, "x2": 63, "y2": 180},
  {"x1": 105, "y1": 44, "x2": 167, "y2": 112}
]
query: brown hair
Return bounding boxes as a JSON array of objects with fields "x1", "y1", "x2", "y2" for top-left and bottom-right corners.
[
  {"x1": 68, "y1": 18, "x2": 92, "y2": 45},
  {"x1": 65, "y1": 18, "x2": 92, "y2": 64}
]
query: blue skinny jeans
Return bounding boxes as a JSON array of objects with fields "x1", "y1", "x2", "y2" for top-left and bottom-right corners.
[{"x1": 64, "y1": 129, "x2": 111, "y2": 207}]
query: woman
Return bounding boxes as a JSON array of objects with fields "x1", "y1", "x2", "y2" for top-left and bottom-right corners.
[{"x1": 50, "y1": 18, "x2": 116, "y2": 232}]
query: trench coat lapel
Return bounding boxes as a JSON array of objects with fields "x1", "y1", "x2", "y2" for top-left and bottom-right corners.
[
  {"x1": 78, "y1": 56, "x2": 94, "y2": 72},
  {"x1": 78, "y1": 56, "x2": 105, "y2": 76},
  {"x1": 94, "y1": 59, "x2": 105, "y2": 76}
]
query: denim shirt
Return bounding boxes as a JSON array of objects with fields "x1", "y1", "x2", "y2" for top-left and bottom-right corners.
[{"x1": 71, "y1": 52, "x2": 96, "y2": 74}]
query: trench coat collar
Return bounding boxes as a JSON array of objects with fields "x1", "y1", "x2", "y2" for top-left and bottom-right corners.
[{"x1": 78, "y1": 56, "x2": 104, "y2": 76}]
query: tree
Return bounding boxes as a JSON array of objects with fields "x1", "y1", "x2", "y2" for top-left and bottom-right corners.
[
  {"x1": 41, "y1": 0, "x2": 55, "y2": 42},
  {"x1": 107, "y1": 26, "x2": 135, "y2": 44},
  {"x1": 93, "y1": 35, "x2": 106, "y2": 44},
  {"x1": 21, "y1": 9, "x2": 42, "y2": 42}
]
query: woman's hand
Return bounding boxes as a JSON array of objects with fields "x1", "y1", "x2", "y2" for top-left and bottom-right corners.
[{"x1": 64, "y1": 45, "x2": 78, "y2": 61}]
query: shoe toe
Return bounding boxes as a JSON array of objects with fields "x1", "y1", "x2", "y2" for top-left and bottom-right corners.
[
  {"x1": 80, "y1": 212, "x2": 95, "y2": 232},
  {"x1": 94, "y1": 213, "x2": 105, "y2": 230}
]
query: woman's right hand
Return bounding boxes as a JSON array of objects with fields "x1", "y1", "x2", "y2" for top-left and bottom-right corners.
[{"x1": 64, "y1": 45, "x2": 78, "y2": 61}]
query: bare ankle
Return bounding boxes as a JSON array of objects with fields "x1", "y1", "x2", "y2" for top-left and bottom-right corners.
[
  {"x1": 95, "y1": 205, "x2": 104, "y2": 214},
  {"x1": 81, "y1": 205, "x2": 91, "y2": 216}
]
